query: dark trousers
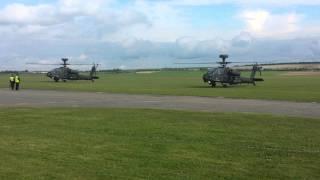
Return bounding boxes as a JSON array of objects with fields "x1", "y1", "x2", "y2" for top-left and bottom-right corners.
[
  {"x1": 10, "y1": 81, "x2": 15, "y2": 90},
  {"x1": 15, "y1": 83, "x2": 20, "y2": 90}
]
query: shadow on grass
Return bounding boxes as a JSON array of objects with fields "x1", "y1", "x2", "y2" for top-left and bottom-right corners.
[{"x1": 187, "y1": 85, "x2": 246, "y2": 89}]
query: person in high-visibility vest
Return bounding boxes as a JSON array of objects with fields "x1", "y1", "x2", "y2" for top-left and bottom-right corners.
[
  {"x1": 15, "y1": 74, "x2": 21, "y2": 90},
  {"x1": 9, "y1": 74, "x2": 15, "y2": 90}
]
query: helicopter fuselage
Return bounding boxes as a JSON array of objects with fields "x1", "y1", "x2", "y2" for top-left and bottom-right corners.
[
  {"x1": 46, "y1": 67, "x2": 97, "y2": 82},
  {"x1": 203, "y1": 67, "x2": 241, "y2": 84},
  {"x1": 202, "y1": 65, "x2": 263, "y2": 87}
]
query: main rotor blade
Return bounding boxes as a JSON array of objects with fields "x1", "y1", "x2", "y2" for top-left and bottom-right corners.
[
  {"x1": 26, "y1": 63, "x2": 60, "y2": 65},
  {"x1": 175, "y1": 62, "x2": 215, "y2": 64},
  {"x1": 175, "y1": 61, "x2": 260, "y2": 65},
  {"x1": 69, "y1": 63, "x2": 101, "y2": 66},
  {"x1": 69, "y1": 64, "x2": 93, "y2": 65},
  {"x1": 231, "y1": 61, "x2": 258, "y2": 64}
]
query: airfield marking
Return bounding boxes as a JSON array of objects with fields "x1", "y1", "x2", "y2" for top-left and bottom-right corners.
[{"x1": 0, "y1": 89, "x2": 319, "y2": 118}]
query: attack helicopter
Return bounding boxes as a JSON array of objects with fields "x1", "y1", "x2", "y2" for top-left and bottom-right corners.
[
  {"x1": 202, "y1": 54, "x2": 263, "y2": 87},
  {"x1": 28, "y1": 58, "x2": 99, "y2": 82},
  {"x1": 178, "y1": 54, "x2": 263, "y2": 87}
]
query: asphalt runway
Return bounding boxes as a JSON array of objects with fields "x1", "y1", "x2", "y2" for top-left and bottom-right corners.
[{"x1": 0, "y1": 89, "x2": 319, "y2": 118}]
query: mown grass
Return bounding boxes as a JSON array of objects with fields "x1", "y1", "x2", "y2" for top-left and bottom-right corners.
[
  {"x1": 0, "y1": 108, "x2": 319, "y2": 179},
  {"x1": 0, "y1": 70, "x2": 320, "y2": 102}
]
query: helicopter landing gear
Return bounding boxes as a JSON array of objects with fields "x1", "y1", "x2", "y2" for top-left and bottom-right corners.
[
  {"x1": 252, "y1": 81, "x2": 256, "y2": 86},
  {"x1": 54, "y1": 77, "x2": 59, "y2": 82},
  {"x1": 63, "y1": 79, "x2": 67, "y2": 82},
  {"x1": 222, "y1": 84, "x2": 228, "y2": 88},
  {"x1": 208, "y1": 81, "x2": 216, "y2": 88}
]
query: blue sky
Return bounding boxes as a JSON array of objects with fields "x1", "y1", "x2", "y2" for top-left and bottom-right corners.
[{"x1": 0, "y1": 0, "x2": 320, "y2": 70}]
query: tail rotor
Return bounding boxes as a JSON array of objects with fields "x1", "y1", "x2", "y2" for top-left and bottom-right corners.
[
  {"x1": 90, "y1": 63, "x2": 100, "y2": 79},
  {"x1": 252, "y1": 63, "x2": 264, "y2": 82}
]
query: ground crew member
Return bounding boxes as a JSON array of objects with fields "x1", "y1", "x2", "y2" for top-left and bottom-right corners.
[
  {"x1": 15, "y1": 74, "x2": 21, "y2": 90},
  {"x1": 9, "y1": 74, "x2": 15, "y2": 90}
]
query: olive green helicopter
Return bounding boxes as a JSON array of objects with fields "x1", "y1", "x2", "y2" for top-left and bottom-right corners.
[
  {"x1": 28, "y1": 58, "x2": 99, "y2": 82},
  {"x1": 178, "y1": 54, "x2": 264, "y2": 87}
]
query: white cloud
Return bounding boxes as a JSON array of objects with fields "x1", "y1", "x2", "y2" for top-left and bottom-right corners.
[
  {"x1": 240, "y1": 10, "x2": 269, "y2": 32},
  {"x1": 0, "y1": 0, "x2": 151, "y2": 41},
  {"x1": 167, "y1": 0, "x2": 320, "y2": 6},
  {"x1": 0, "y1": 3, "x2": 59, "y2": 25},
  {"x1": 240, "y1": 9, "x2": 302, "y2": 38},
  {"x1": 79, "y1": 53, "x2": 88, "y2": 60},
  {"x1": 105, "y1": 0, "x2": 190, "y2": 42},
  {"x1": 232, "y1": 32, "x2": 254, "y2": 47},
  {"x1": 58, "y1": 0, "x2": 107, "y2": 15}
]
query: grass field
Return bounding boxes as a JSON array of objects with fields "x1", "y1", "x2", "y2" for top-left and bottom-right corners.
[
  {"x1": 0, "y1": 108, "x2": 319, "y2": 179},
  {"x1": 1, "y1": 70, "x2": 320, "y2": 102}
]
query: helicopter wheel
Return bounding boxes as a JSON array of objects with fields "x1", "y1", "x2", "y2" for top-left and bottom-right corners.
[
  {"x1": 54, "y1": 77, "x2": 59, "y2": 82},
  {"x1": 211, "y1": 82, "x2": 216, "y2": 88},
  {"x1": 222, "y1": 84, "x2": 228, "y2": 88},
  {"x1": 63, "y1": 79, "x2": 67, "y2": 82}
]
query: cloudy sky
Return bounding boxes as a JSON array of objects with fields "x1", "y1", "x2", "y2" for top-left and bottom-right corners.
[{"x1": 1, "y1": 0, "x2": 320, "y2": 70}]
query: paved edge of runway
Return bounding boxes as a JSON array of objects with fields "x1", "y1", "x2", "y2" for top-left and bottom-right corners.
[{"x1": 0, "y1": 89, "x2": 319, "y2": 118}]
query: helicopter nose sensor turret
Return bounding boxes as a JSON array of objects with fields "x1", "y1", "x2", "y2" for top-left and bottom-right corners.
[{"x1": 47, "y1": 72, "x2": 53, "y2": 78}]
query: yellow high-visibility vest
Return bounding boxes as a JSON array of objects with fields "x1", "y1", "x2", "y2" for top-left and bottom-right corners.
[
  {"x1": 9, "y1": 76, "x2": 14, "y2": 82},
  {"x1": 15, "y1": 76, "x2": 20, "y2": 83}
]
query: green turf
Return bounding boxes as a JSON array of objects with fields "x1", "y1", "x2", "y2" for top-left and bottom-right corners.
[
  {"x1": 1, "y1": 70, "x2": 320, "y2": 102},
  {"x1": 0, "y1": 108, "x2": 319, "y2": 179}
]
